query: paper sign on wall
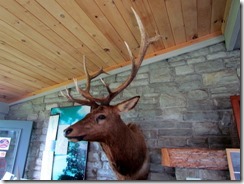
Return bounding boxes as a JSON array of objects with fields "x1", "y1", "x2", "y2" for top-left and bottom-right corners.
[
  {"x1": 0, "y1": 151, "x2": 6, "y2": 157},
  {"x1": 0, "y1": 137, "x2": 11, "y2": 150},
  {"x1": 55, "y1": 125, "x2": 69, "y2": 155}
]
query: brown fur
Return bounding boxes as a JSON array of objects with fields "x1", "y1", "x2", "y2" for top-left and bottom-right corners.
[{"x1": 64, "y1": 97, "x2": 149, "y2": 180}]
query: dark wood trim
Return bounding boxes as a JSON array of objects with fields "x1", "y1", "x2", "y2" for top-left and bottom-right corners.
[{"x1": 230, "y1": 95, "x2": 240, "y2": 139}]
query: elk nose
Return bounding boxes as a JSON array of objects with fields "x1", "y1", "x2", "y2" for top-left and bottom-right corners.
[{"x1": 64, "y1": 128, "x2": 73, "y2": 137}]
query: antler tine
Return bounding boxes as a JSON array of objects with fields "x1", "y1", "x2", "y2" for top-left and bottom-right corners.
[
  {"x1": 99, "y1": 7, "x2": 161, "y2": 105},
  {"x1": 60, "y1": 87, "x2": 95, "y2": 106},
  {"x1": 62, "y1": 8, "x2": 160, "y2": 107},
  {"x1": 83, "y1": 55, "x2": 108, "y2": 91}
]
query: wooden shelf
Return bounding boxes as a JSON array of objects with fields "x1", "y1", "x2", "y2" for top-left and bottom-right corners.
[{"x1": 161, "y1": 148, "x2": 228, "y2": 170}]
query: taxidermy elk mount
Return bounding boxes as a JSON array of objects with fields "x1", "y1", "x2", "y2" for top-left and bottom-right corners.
[{"x1": 61, "y1": 8, "x2": 160, "y2": 180}]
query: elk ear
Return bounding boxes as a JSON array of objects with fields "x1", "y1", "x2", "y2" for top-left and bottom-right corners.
[{"x1": 116, "y1": 96, "x2": 140, "y2": 112}]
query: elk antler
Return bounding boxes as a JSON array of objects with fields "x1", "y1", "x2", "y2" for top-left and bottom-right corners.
[{"x1": 61, "y1": 7, "x2": 161, "y2": 107}]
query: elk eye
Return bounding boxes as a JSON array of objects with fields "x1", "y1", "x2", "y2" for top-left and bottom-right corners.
[{"x1": 96, "y1": 114, "x2": 106, "y2": 123}]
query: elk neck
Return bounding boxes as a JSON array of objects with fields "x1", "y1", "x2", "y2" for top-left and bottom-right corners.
[{"x1": 100, "y1": 116, "x2": 147, "y2": 178}]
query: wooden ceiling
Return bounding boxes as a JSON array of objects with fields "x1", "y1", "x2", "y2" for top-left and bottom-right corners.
[{"x1": 0, "y1": 0, "x2": 230, "y2": 104}]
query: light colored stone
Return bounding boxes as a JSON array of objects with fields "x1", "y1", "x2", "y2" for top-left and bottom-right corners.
[{"x1": 175, "y1": 65, "x2": 194, "y2": 75}]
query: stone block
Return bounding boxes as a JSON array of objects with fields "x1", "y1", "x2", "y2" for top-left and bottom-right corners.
[
  {"x1": 175, "y1": 65, "x2": 194, "y2": 75},
  {"x1": 160, "y1": 93, "x2": 186, "y2": 108},
  {"x1": 188, "y1": 47, "x2": 209, "y2": 57},
  {"x1": 138, "y1": 65, "x2": 150, "y2": 73},
  {"x1": 187, "y1": 89, "x2": 208, "y2": 100},
  {"x1": 149, "y1": 60, "x2": 169, "y2": 69},
  {"x1": 226, "y1": 50, "x2": 240, "y2": 57},
  {"x1": 45, "y1": 103, "x2": 58, "y2": 110},
  {"x1": 175, "y1": 168, "x2": 200, "y2": 180},
  {"x1": 179, "y1": 80, "x2": 203, "y2": 92},
  {"x1": 169, "y1": 60, "x2": 187, "y2": 66},
  {"x1": 88, "y1": 152, "x2": 100, "y2": 162},
  {"x1": 175, "y1": 121, "x2": 192, "y2": 129},
  {"x1": 143, "y1": 129, "x2": 157, "y2": 139},
  {"x1": 130, "y1": 79, "x2": 149, "y2": 87},
  {"x1": 208, "y1": 136, "x2": 232, "y2": 148},
  {"x1": 161, "y1": 107, "x2": 186, "y2": 121},
  {"x1": 150, "y1": 67, "x2": 172, "y2": 83},
  {"x1": 186, "y1": 137, "x2": 208, "y2": 147},
  {"x1": 153, "y1": 83, "x2": 179, "y2": 94},
  {"x1": 32, "y1": 97, "x2": 44, "y2": 105},
  {"x1": 193, "y1": 122, "x2": 221, "y2": 136},
  {"x1": 168, "y1": 54, "x2": 189, "y2": 63},
  {"x1": 138, "y1": 109, "x2": 162, "y2": 118},
  {"x1": 87, "y1": 161, "x2": 102, "y2": 170},
  {"x1": 135, "y1": 73, "x2": 149, "y2": 80},
  {"x1": 89, "y1": 142, "x2": 102, "y2": 152},
  {"x1": 27, "y1": 114, "x2": 38, "y2": 121},
  {"x1": 122, "y1": 88, "x2": 138, "y2": 98},
  {"x1": 175, "y1": 74, "x2": 202, "y2": 84},
  {"x1": 224, "y1": 57, "x2": 240, "y2": 68},
  {"x1": 158, "y1": 129, "x2": 192, "y2": 137},
  {"x1": 199, "y1": 169, "x2": 230, "y2": 180},
  {"x1": 140, "y1": 121, "x2": 175, "y2": 129},
  {"x1": 210, "y1": 84, "x2": 240, "y2": 94},
  {"x1": 101, "y1": 151, "x2": 109, "y2": 161},
  {"x1": 158, "y1": 137, "x2": 188, "y2": 147},
  {"x1": 33, "y1": 104, "x2": 45, "y2": 112},
  {"x1": 202, "y1": 70, "x2": 239, "y2": 86},
  {"x1": 219, "y1": 111, "x2": 233, "y2": 126},
  {"x1": 206, "y1": 52, "x2": 227, "y2": 60},
  {"x1": 146, "y1": 139, "x2": 158, "y2": 149},
  {"x1": 149, "y1": 172, "x2": 176, "y2": 180},
  {"x1": 187, "y1": 100, "x2": 215, "y2": 111},
  {"x1": 183, "y1": 111, "x2": 219, "y2": 122},
  {"x1": 194, "y1": 59, "x2": 224, "y2": 73},
  {"x1": 149, "y1": 149, "x2": 162, "y2": 164},
  {"x1": 150, "y1": 163, "x2": 164, "y2": 173},
  {"x1": 209, "y1": 42, "x2": 226, "y2": 53},
  {"x1": 187, "y1": 56, "x2": 206, "y2": 64},
  {"x1": 44, "y1": 96, "x2": 68, "y2": 103}
]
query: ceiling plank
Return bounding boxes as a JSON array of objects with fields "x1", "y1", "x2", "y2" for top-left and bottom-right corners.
[
  {"x1": 0, "y1": 58, "x2": 55, "y2": 86},
  {"x1": 114, "y1": 0, "x2": 155, "y2": 54},
  {"x1": 211, "y1": 0, "x2": 227, "y2": 33},
  {"x1": 56, "y1": 0, "x2": 124, "y2": 65},
  {"x1": 17, "y1": 0, "x2": 101, "y2": 72},
  {"x1": 36, "y1": 0, "x2": 114, "y2": 68},
  {"x1": 182, "y1": 0, "x2": 198, "y2": 41},
  {"x1": 0, "y1": 64, "x2": 49, "y2": 89},
  {"x1": 0, "y1": 50, "x2": 57, "y2": 84},
  {"x1": 197, "y1": 0, "x2": 211, "y2": 37},
  {"x1": 0, "y1": 44, "x2": 63, "y2": 83},
  {"x1": 130, "y1": 0, "x2": 165, "y2": 51},
  {"x1": 0, "y1": 0, "x2": 86, "y2": 76},
  {"x1": 75, "y1": 0, "x2": 132, "y2": 61},
  {"x1": 147, "y1": 0, "x2": 175, "y2": 48},
  {"x1": 0, "y1": 30, "x2": 71, "y2": 80},
  {"x1": 165, "y1": 0, "x2": 186, "y2": 44}
]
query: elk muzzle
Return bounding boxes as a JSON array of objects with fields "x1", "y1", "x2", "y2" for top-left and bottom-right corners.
[
  {"x1": 63, "y1": 127, "x2": 73, "y2": 137},
  {"x1": 63, "y1": 127, "x2": 85, "y2": 142}
]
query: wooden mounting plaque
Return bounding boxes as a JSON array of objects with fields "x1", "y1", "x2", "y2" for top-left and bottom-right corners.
[{"x1": 161, "y1": 148, "x2": 228, "y2": 170}]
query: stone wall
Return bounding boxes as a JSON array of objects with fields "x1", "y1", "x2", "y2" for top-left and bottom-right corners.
[{"x1": 6, "y1": 42, "x2": 240, "y2": 180}]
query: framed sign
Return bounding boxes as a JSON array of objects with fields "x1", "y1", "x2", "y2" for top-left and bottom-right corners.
[
  {"x1": 40, "y1": 105, "x2": 90, "y2": 180},
  {"x1": 226, "y1": 148, "x2": 240, "y2": 180}
]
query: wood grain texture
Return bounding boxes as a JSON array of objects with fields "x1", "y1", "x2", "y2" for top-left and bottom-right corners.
[
  {"x1": 161, "y1": 148, "x2": 228, "y2": 170},
  {"x1": 0, "y1": 0, "x2": 230, "y2": 103}
]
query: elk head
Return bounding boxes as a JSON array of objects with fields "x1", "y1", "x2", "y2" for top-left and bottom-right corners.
[{"x1": 61, "y1": 8, "x2": 160, "y2": 144}]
